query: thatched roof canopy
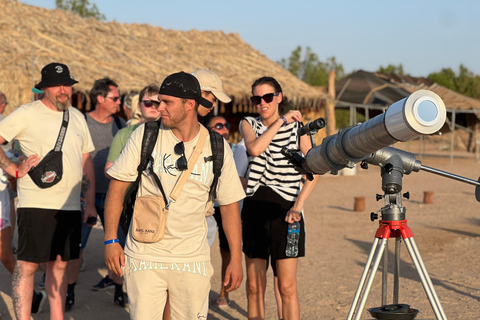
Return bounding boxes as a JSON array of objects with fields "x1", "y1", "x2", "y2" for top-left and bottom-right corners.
[{"x1": 0, "y1": 0, "x2": 328, "y2": 114}]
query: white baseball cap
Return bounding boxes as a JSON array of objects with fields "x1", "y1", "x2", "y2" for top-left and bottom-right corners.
[{"x1": 192, "y1": 69, "x2": 232, "y2": 104}]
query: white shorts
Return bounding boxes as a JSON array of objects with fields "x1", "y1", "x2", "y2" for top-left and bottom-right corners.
[{"x1": 123, "y1": 255, "x2": 213, "y2": 320}]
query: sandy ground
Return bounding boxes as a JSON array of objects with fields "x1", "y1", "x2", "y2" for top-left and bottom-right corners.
[{"x1": 1, "y1": 146, "x2": 480, "y2": 319}]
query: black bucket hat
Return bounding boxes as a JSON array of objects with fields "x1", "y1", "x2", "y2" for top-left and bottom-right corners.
[
  {"x1": 159, "y1": 71, "x2": 213, "y2": 109},
  {"x1": 35, "y1": 62, "x2": 78, "y2": 89}
]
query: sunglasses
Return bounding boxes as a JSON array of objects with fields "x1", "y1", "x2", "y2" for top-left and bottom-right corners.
[
  {"x1": 105, "y1": 96, "x2": 121, "y2": 102},
  {"x1": 174, "y1": 141, "x2": 188, "y2": 171},
  {"x1": 143, "y1": 100, "x2": 160, "y2": 108},
  {"x1": 212, "y1": 122, "x2": 230, "y2": 131},
  {"x1": 250, "y1": 92, "x2": 280, "y2": 105}
]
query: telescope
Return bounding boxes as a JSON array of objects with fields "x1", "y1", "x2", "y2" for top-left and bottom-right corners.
[
  {"x1": 282, "y1": 90, "x2": 480, "y2": 319},
  {"x1": 301, "y1": 90, "x2": 446, "y2": 175}
]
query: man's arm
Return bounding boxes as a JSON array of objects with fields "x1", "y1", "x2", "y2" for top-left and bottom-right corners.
[
  {"x1": 82, "y1": 153, "x2": 97, "y2": 225},
  {"x1": 104, "y1": 179, "x2": 130, "y2": 277},
  {"x1": 219, "y1": 201, "x2": 243, "y2": 292}
]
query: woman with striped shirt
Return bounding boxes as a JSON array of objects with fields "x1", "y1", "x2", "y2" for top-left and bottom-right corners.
[{"x1": 240, "y1": 76, "x2": 319, "y2": 320}]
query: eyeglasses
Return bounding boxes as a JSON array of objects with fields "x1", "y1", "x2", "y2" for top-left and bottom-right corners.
[
  {"x1": 143, "y1": 100, "x2": 160, "y2": 108},
  {"x1": 211, "y1": 122, "x2": 230, "y2": 131},
  {"x1": 174, "y1": 141, "x2": 188, "y2": 171},
  {"x1": 106, "y1": 96, "x2": 121, "y2": 102},
  {"x1": 250, "y1": 92, "x2": 280, "y2": 105}
]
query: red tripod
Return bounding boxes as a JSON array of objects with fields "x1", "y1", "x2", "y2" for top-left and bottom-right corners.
[{"x1": 346, "y1": 218, "x2": 447, "y2": 320}]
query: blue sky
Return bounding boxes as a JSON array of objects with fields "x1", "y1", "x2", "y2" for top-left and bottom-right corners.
[{"x1": 21, "y1": 0, "x2": 480, "y2": 77}]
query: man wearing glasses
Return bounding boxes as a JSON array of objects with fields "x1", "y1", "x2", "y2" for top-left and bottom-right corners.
[
  {"x1": 65, "y1": 77, "x2": 127, "y2": 311},
  {"x1": 104, "y1": 71, "x2": 245, "y2": 319}
]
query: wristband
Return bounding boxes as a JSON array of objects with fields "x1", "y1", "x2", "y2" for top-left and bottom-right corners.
[
  {"x1": 15, "y1": 168, "x2": 19, "y2": 179},
  {"x1": 104, "y1": 239, "x2": 119, "y2": 245},
  {"x1": 280, "y1": 116, "x2": 287, "y2": 126}
]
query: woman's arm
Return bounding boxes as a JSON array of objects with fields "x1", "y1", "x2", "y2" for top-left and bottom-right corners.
[
  {"x1": 241, "y1": 110, "x2": 303, "y2": 157},
  {"x1": 285, "y1": 133, "x2": 320, "y2": 223}
]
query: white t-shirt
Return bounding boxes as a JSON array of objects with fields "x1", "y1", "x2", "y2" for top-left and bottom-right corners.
[
  {"x1": 108, "y1": 123, "x2": 245, "y2": 263},
  {"x1": 0, "y1": 100, "x2": 94, "y2": 210}
]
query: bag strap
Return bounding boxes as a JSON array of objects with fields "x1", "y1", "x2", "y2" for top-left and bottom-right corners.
[
  {"x1": 168, "y1": 126, "x2": 208, "y2": 205},
  {"x1": 207, "y1": 129, "x2": 224, "y2": 201},
  {"x1": 140, "y1": 121, "x2": 168, "y2": 205},
  {"x1": 113, "y1": 115, "x2": 125, "y2": 129},
  {"x1": 53, "y1": 109, "x2": 69, "y2": 152}
]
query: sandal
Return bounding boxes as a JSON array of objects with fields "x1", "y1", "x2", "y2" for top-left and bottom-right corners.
[{"x1": 214, "y1": 298, "x2": 231, "y2": 308}]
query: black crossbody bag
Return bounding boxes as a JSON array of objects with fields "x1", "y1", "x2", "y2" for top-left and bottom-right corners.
[{"x1": 28, "y1": 109, "x2": 69, "y2": 188}]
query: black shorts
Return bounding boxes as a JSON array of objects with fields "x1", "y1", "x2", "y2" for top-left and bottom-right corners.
[
  {"x1": 213, "y1": 206, "x2": 230, "y2": 252},
  {"x1": 17, "y1": 208, "x2": 81, "y2": 263},
  {"x1": 241, "y1": 186, "x2": 305, "y2": 264}
]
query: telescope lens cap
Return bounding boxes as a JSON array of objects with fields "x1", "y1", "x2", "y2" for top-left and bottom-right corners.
[{"x1": 476, "y1": 177, "x2": 480, "y2": 202}]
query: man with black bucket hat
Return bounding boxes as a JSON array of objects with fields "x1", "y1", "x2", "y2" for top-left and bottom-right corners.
[
  {"x1": 0, "y1": 62, "x2": 96, "y2": 319},
  {"x1": 104, "y1": 71, "x2": 245, "y2": 319}
]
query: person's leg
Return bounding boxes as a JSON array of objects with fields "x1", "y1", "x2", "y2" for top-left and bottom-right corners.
[
  {"x1": 276, "y1": 258, "x2": 300, "y2": 320},
  {"x1": 123, "y1": 255, "x2": 168, "y2": 319},
  {"x1": 245, "y1": 257, "x2": 267, "y2": 320},
  {"x1": 46, "y1": 255, "x2": 68, "y2": 320},
  {"x1": 167, "y1": 261, "x2": 213, "y2": 319},
  {"x1": 274, "y1": 275, "x2": 283, "y2": 320},
  {"x1": 12, "y1": 260, "x2": 38, "y2": 320},
  {"x1": 0, "y1": 226, "x2": 15, "y2": 274}
]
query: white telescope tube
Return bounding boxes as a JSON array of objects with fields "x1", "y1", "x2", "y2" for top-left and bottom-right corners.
[{"x1": 304, "y1": 90, "x2": 446, "y2": 175}]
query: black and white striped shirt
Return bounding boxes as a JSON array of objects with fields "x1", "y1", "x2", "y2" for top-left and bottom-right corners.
[{"x1": 242, "y1": 116, "x2": 303, "y2": 202}]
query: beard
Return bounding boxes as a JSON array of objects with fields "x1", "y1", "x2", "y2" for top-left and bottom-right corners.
[
  {"x1": 161, "y1": 107, "x2": 187, "y2": 129},
  {"x1": 55, "y1": 94, "x2": 72, "y2": 111}
]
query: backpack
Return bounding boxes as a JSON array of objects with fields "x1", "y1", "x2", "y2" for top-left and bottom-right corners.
[{"x1": 119, "y1": 120, "x2": 224, "y2": 235}]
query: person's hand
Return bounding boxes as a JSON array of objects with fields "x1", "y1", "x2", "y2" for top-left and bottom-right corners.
[
  {"x1": 283, "y1": 110, "x2": 302, "y2": 124},
  {"x1": 285, "y1": 208, "x2": 302, "y2": 223},
  {"x1": 105, "y1": 243, "x2": 125, "y2": 277},
  {"x1": 83, "y1": 205, "x2": 98, "y2": 227},
  {"x1": 223, "y1": 259, "x2": 243, "y2": 292},
  {"x1": 17, "y1": 155, "x2": 41, "y2": 178}
]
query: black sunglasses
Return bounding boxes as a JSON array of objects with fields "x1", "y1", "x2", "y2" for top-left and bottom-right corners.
[
  {"x1": 250, "y1": 92, "x2": 280, "y2": 105},
  {"x1": 143, "y1": 100, "x2": 160, "y2": 108},
  {"x1": 174, "y1": 141, "x2": 188, "y2": 171},
  {"x1": 212, "y1": 122, "x2": 230, "y2": 131},
  {"x1": 106, "y1": 96, "x2": 121, "y2": 102}
]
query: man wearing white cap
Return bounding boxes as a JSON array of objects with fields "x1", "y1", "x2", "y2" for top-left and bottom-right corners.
[{"x1": 192, "y1": 69, "x2": 232, "y2": 117}]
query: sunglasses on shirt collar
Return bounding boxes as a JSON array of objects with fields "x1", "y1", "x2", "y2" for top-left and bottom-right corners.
[
  {"x1": 250, "y1": 92, "x2": 280, "y2": 105},
  {"x1": 174, "y1": 141, "x2": 188, "y2": 171}
]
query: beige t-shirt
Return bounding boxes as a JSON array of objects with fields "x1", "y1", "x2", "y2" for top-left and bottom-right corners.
[
  {"x1": 0, "y1": 100, "x2": 94, "y2": 210},
  {"x1": 108, "y1": 123, "x2": 245, "y2": 263}
]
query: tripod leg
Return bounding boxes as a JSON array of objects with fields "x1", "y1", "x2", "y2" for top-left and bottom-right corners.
[
  {"x1": 347, "y1": 237, "x2": 388, "y2": 320},
  {"x1": 393, "y1": 237, "x2": 401, "y2": 304},
  {"x1": 381, "y1": 241, "x2": 388, "y2": 306},
  {"x1": 404, "y1": 237, "x2": 448, "y2": 320},
  {"x1": 347, "y1": 237, "x2": 381, "y2": 320}
]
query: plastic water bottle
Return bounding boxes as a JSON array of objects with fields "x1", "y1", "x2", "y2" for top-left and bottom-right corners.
[{"x1": 285, "y1": 221, "x2": 300, "y2": 257}]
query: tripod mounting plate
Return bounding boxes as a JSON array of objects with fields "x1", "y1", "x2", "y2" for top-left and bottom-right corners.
[{"x1": 368, "y1": 304, "x2": 419, "y2": 320}]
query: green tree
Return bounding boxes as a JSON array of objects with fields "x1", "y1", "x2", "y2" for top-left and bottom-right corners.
[
  {"x1": 56, "y1": 0, "x2": 105, "y2": 20},
  {"x1": 428, "y1": 65, "x2": 480, "y2": 99},
  {"x1": 428, "y1": 68, "x2": 457, "y2": 91},
  {"x1": 377, "y1": 64, "x2": 405, "y2": 75},
  {"x1": 278, "y1": 46, "x2": 345, "y2": 86}
]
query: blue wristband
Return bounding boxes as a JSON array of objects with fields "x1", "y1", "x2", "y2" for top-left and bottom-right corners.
[
  {"x1": 104, "y1": 239, "x2": 119, "y2": 245},
  {"x1": 280, "y1": 116, "x2": 287, "y2": 126}
]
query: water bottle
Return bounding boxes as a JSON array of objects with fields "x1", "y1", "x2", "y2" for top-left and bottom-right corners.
[{"x1": 285, "y1": 221, "x2": 300, "y2": 257}]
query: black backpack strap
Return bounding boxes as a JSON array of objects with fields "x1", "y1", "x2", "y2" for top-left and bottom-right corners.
[
  {"x1": 207, "y1": 129, "x2": 224, "y2": 201},
  {"x1": 138, "y1": 120, "x2": 167, "y2": 204},
  {"x1": 113, "y1": 115, "x2": 125, "y2": 129},
  {"x1": 120, "y1": 120, "x2": 165, "y2": 234}
]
